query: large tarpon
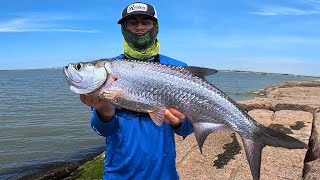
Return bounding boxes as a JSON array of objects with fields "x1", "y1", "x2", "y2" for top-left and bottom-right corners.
[{"x1": 63, "y1": 59, "x2": 308, "y2": 180}]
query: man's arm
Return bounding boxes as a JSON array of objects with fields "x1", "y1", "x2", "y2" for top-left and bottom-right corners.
[{"x1": 173, "y1": 118, "x2": 194, "y2": 137}]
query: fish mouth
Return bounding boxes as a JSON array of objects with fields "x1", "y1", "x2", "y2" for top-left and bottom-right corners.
[
  {"x1": 63, "y1": 66, "x2": 75, "y2": 86},
  {"x1": 63, "y1": 66, "x2": 71, "y2": 83},
  {"x1": 63, "y1": 65, "x2": 83, "y2": 85}
]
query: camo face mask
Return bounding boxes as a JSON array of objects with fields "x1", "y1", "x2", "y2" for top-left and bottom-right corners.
[{"x1": 121, "y1": 23, "x2": 159, "y2": 51}]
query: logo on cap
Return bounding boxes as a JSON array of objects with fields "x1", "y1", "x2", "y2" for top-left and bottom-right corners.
[{"x1": 127, "y1": 3, "x2": 148, "y2": 13}]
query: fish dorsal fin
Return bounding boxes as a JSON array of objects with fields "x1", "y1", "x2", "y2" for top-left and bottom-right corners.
[
  {"x1": 193, "y1": 122, "x2": 231, "y2": 153},
  {"x1": 184, "y1": 66, "x2": 218, "y2": 79},
  {"x1": 148, "y1": 108, "x2": 166, "y2": 126}
]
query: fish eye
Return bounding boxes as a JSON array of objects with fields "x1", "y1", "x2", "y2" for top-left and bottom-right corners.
[{"x1": 73, "y1": 63, "x2": 83, "y2": 70}]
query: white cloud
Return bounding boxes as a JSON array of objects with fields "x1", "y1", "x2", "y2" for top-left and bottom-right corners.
[
  {"x1": 0, "y1": 13, "x2": 99, "y2": 33},
  {"x1": 251, "y1": 0, "x2": 320, "y2": 16},
  {"x1": 251, "y1": 6, "x2": 320, "y2": 16}
]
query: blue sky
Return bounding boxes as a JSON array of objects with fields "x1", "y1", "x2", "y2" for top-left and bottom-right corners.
[{"x1": 0, "y1": 0, "x2": 319, "y2": 76}]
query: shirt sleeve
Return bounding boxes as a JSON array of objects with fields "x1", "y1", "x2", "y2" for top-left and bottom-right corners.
[
  {"x1": 173, "y1": 118, "x2": 194, "y2": 137},
  {"x1": 90, "y1": 108, "x2": 120, "y2": 137}
]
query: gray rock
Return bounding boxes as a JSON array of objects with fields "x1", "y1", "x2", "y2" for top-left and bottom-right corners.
[
  {"x1": 303, "y1": 110, "x2": 320, "y2": 179},
  {"x1": 238, "y1": 80, "x2": 320, "y2": 112}
]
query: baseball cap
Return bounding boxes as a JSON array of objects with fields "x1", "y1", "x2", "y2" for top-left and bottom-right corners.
[{"x1": 118, "y1": 2, "x2": 158, "y2": 24}]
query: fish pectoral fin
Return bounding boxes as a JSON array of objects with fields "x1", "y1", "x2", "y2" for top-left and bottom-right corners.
[
  {"x1": 193, "y1": 122, "x2": 232, "y2": 154},
  {"x1": 148, "y1": 108, "x2": 166, "y2": 126},
  {"x1": 99, "y1": 90, "x2": 124, "y2": 100}
]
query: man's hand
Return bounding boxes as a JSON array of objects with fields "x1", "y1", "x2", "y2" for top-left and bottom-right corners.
[
  {"x1": 80, "y1": 94, "x2": 114, "y2": 123},
  {"x1": 164, "y1": 108, "x2": 186, "y2": 129}
]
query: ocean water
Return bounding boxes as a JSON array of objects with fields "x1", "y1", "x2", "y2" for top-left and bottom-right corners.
[{"x1": 0, "y1": 69, "x2": 318, "y2": 179}]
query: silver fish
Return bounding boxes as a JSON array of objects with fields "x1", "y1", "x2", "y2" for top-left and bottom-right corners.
[{"x1": 63, "y1": 59, "x2": 308, "y2": 180}]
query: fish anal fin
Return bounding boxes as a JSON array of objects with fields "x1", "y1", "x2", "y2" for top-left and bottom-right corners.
[
  {"x1": 193, "y1": 122, "x2": 231, "y2": 154},
  {"x1": 148, "y1": 108, "x2": 166, "y2": 126}
]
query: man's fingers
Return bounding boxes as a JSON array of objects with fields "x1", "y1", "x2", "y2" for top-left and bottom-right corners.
[
  {"x1": 164, "y1": 109, "x2": 180, "y2": 123},
  {"x1": 167, "y1": 108, "x2": 185, "y2": 120},
  {"x1": 80, "y1": 94, "x2": 99, "y2": 108},
  {"x1": 164, "y1": 117, "x2": 171, "y2": 124}
]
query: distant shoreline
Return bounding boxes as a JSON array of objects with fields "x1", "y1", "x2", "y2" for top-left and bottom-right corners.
[
  {"x1": 219, "y1": 69, "x2": 320, "y2": 78},
  {"x1": 0, "y1": 67, "x2": 62, "y2": 71}
]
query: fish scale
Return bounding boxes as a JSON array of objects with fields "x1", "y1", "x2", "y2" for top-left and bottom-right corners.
[{"x1": 64, "y1": 59, "x2": 309, "y2": 180}]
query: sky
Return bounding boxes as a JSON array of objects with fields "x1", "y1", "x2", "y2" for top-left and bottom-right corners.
[{"x1": 0, "y1": 0, "x2": 319, "y2": 76}]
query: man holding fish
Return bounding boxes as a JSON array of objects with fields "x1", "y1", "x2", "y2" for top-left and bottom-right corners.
[
  {"x1": 79, "y1": 2, "x2": 194, "y2": 180},
  {"x1": 64, "y1": 2, "x2": 308, "y2": 180}
]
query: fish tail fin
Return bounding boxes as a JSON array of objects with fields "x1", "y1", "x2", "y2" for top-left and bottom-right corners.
[{"x1": 241, "y1": 125, "x2": 308, "y2": 180}]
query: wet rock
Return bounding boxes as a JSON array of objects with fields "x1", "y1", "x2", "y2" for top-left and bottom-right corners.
[
  {"x1": 18, "y1": 163, "x2": 80, "y2": 180},
  {"x1": 19, "y1": 149, "x2": 105, "y2": 180}
]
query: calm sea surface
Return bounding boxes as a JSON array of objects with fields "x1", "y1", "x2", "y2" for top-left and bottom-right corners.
[{"x1": 0, "y1": 69, "x2": 318, "y2": 179}]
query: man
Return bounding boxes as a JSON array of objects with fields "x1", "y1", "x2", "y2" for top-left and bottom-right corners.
[{"x1": 80, "y1": 2, "x2": 194, "y2": 179}]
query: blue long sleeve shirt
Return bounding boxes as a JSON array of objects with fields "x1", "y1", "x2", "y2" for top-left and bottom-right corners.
[{"x1": 90, "y1": 54, "x2": 194, "y2": 180}]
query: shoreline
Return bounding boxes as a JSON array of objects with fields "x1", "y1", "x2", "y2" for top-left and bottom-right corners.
[{"x1": 16, "y1": 148, "x2": 105, "y2": 180}]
